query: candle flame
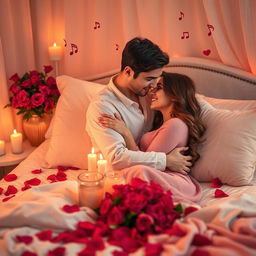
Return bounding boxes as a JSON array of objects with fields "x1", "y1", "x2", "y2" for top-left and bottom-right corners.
[
  {"x1": 53, "y1": 42, "x2": 57, "y2": 47},
  {"x1": 91, "y1": 147, "x2": 94, "y2": 154},
  {"x1": 13, "y1": 129, "x2": 17, "y2": 134},
  {"x1": 100, "y1": 153, "x2": 103, "y2": 160}
]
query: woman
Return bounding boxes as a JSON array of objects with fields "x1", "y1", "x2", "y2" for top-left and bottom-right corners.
[{"x1": 99, "y1": 72, "x2": 206, "y2": 203}]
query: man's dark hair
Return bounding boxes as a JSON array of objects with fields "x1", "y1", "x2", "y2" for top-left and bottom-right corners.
[{"x1": 121, "y1": 37, "x2": 169, "y2": 78}]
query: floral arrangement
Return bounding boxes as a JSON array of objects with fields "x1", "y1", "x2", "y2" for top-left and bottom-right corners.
[{"x1": 5, "y1": 65, "x2": 60, "y2": 120}]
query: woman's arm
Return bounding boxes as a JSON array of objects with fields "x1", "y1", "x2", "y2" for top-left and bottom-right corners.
[{"x1": 98, "y1": 113, "x2": 139, "y2": 151}]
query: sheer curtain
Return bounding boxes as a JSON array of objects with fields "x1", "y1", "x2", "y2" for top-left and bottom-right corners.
[{"x1": 0, "y1": 0, "x2": 256, "y2": 140}]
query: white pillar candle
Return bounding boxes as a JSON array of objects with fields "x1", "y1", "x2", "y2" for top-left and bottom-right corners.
[
  {"x1": 48, "y1": 42, "x2": 62, "y2": 61},
  {"x1": 10, "y1": 129, "x2": 23, "y2": 154},
  {"x1": 0, "y1": 140, "x2": 5, "y2": 156},
  {"x1": 104, "y1": 171, "x2": 125, "y2": 195},
  {"x1": 88, "y1": 147, "x2": 97, "y2": 172},
  {"x1": 97, "y1": 154, "x2": 107, "y2": 175}
]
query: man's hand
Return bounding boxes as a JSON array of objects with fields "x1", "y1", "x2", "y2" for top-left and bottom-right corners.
[{"x1": 166, "y1": 147, "x2": 192, "y2": 175}]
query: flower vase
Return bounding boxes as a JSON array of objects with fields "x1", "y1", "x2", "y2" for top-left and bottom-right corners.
[{"x1": 22, "y1": 114, "x2": 52, "y2": 146}]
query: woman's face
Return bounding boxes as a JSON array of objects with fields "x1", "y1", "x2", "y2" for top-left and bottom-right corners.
[{"x1": 150, "y1": 77, "x2": 173, "y2": 111}]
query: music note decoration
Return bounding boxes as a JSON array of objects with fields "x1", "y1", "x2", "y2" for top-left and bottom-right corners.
[
  {"x1": 181, "y1": 32, "x2": 190, "y2": 39},
  {"x1": 94, "y1": 21, "x2": 101, "y2": 30},
  {"x1": 203, "y1": 49, "x2": 211, "y2": 56},
  {"x1": 63, "y1": 39, "x2": 67, "y2": 47},
  {"x1": 115, "y1": 44, "x2": 119, "y2": 51},
  {"x1": 178, "y1": 11, "x2": 184, "y2": 20},
  {"x1": 69, "y1": 43, "x2": 79, "y2": 56},
  {"x1": 207, "y1": 24, "x2": 214, "y2": 36}
]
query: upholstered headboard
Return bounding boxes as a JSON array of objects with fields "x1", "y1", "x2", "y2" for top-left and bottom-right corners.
[{"x1": 85, "y1": 57, "x2": 256, "y2": 100}]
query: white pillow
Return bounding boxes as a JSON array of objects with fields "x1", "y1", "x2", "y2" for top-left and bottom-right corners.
[
  {"x1": 45, "y1": 75, "x2": 105, "y2": 169},
  {"x1": 192, "y1": 99, "x2": 256, "y2": 186}
]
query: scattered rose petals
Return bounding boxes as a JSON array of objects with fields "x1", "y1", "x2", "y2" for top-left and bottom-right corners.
[
  {"x1": 191, "y1": 248, "x2": 210, "y2": 256},
  {"x1": 2, "y1": 195, "x2": 15, "y2": 202},
  {"x1": 192, "y1": 234, "x2": 212, "y2": 246},
  {"x1": 47, "y1": 247, "x2": 65, "y2": 256},
  {"x1": 36, "y1": 230, "x2": 52, "y2": 241},
  {"x1": 57, "y1": 165, "x2": 79, "y2": 171},
  {"x1": 113, "y1": 251, "x2": 128, "y2": 256},
  {"x1": 51, "y1": 231, "x2": 74, "y2": 243},
  {"x1": 56, "y1": 170, "x2": 67, "y2": 181},
  {"x1": 166, "y1": 224, "x2": 186, "y2": 237},
  {"x1": 145, "y1": 243, "x2": 163, "y2": 256},
  {"x1": 0, "y1": 187, "x2": 3, "y2": 195},
  {"x1": 211, "y1": 178, "x2": 223, "y2": 188},
  {"x1": 21, "y1": 183, "x2": 32, "y2": 191},
  {"x1": 184, "y1": 206, "x2": 199, "y2": 216},
  {"x1": 62, "y1": 204, "x2": 80, "y2": 213},
  {"x1": 31, "y1": 169, "x2": 43, "y2": 174},
  {"x1": 21, "y1": 251, "x2": 38, "y2": 256},
  {"x1": 78, "y1": 248, "x2": 95, "y2": 256},
  {"x1": 86, "y1": 237, "x2": 105, "y2": 251},
  {"x1": 47, "y1": 174, "x2": 57, "y2": 183},
  {"x1": 4, "y1": 185, "x2": 18, "y2": 196},
  {"x1": 214, "y1": 189, "x2": 229, "y2": 198},
  {"x1": 16, "y1": 235, "x2": 33, "y2": 245},
  {"x1": 25, "y1": 178, "x2": 41, "y2": 186},
  {"x1": 4, "y1": 174, "x2": 17, "y2": 182}
]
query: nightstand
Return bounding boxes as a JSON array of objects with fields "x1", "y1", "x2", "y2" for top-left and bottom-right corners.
[{"x1": 0, "y1": 140, "x2": 35, "y2": 179}]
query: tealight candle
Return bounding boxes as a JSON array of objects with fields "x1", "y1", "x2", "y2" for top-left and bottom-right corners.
[
  {"x1": 0, "y1": 140, "x2": 5, "y2": 156},
  {"x1": 48, "y1": 42, "x2": 62, "y2": 61},
  {"x1": 97, "y1": 154, "x2": 107, "y2": 174},
  {"x1": 10, "y1": 129, "x2": 23, "y2": 154},
  {"x1": 88, "y1": 147, "x2": 97, "y2": 172},
  {"x1": 104, "y1": 170, "x2": 125, "y2": 195}
]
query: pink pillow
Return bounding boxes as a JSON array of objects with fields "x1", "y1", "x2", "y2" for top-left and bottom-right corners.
[
  {"x1": 45, "y1": 75, "x2": 105, "y2": 169},
  {"x1": 192, "y1": 99, "x2": 256, "y2": 186}
]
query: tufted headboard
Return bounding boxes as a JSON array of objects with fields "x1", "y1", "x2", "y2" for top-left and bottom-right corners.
[{"x1": 85, "y1": 57, "x2": 256, "y2": 100}]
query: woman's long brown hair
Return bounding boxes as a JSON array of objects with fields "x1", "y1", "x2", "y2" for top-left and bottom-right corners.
[{"x1": 152, "y1": 72, "x2": 206, "y2": 165}]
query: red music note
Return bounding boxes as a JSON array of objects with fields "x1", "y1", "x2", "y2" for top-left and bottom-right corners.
[
  {"x1": 115, "y1": 44, "x2": 119, "y2": 51},
  {"x1": 69, "y1": 43, "x2": 78, "y2": 55},
  {"x1": 178, "y1": 11, "x2": 184, "y2": 20},
  {"x1": 207, "y1": 24, "x2": 214, "y2": 36},
  {"x1": 63, "y1": 39, "x2": 67, "y2": 47},
  {"x1": 94, "y1": 21, "x2": 101, "y2": 29},
  {"x1": 181, "y1": 32, "x2": 189, "y2": 39}
]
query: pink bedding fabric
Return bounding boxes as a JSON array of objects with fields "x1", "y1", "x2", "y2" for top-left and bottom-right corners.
[{"x1": 124, "y1": 118, "x2": 202, "y2": 204}]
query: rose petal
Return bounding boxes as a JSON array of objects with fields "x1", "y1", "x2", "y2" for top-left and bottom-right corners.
[
  {"x1": 191, "y1": 248, "x2": 210, "y2": 256},
  {"x1": 47, "y1": 247, "x2": 65, "y2": 256},
  {"x1": 36, "y1": 230, "x2": 52, "y2": 241},
  {"x1": 4, "y1": 174, "x2": 17, "y2": 182},
  {"x1": 113, "y1": 251, "x2": 129, "y2": 256},
  {"x1": 77, "y1": 248, "x2": 95, "y2": 256},
  {"x1": 16, "y1": 235, "x2": 33, "y2": 245},
  {"x1": 62, "y1": 204, "x2": 80, "y2": 213},
  {"x1": 214, "y1": 189, "x2": 229, "y2": 198},
  {"x1": 86, "y1": 237, "x2": 105, "y2": 251},
  {"x1": 21, "y1": 251, "x2": 38, "y2": 256},
  {"x1": 210, "y1": 178, "x2": 223, "y2": 188},
  {"x1": 31, "y1": 169, "x2": 43, "y2": 174},
  {"x1": 57, "y1": 166, "x2": 69, "y2": 171},
  {"x1": 192, "y1": 234, "x2": 212, "y2": 246},
  {"x1": 184, "y1": 206, "x2": 199, "y2": 216},
  {"x1": 0, "y1": 187, "x2": 3, "y2": 195},
  {"x1": 166, "y1": 224, "x2": 186, "y2": 237},
  {"x1": 145, "y1": 243, "x2": 163, "y2": 256},
  {"x1": 69, "y1": 167, "x2": 80, "y2": 170},
  {"x1": 21, "y1": 183, "x2": 32, "y2": 191},
  {"x1": 56, "y1": 170, "x2": 67, "y2": 181},
  {"x1": 47, "y1": 174, "x2": 57, "y2": 182},
  {"x1": 25, "y1": 178, "x2": 41, "y2": 186},
  {"x1": 2, "y1": 195, "x2": 15, "y2": 202},
  {"x1": 4, "y1": 185, "x2": 18, "y2": 196}
]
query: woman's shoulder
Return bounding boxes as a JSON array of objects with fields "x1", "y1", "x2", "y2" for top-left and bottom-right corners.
[{"x1": 162, "y1": 118, "x2": 188, "y2": 130}]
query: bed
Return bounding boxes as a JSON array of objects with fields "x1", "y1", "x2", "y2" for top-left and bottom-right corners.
[{"x1": 0, "y1": 57, "x2": 256, "y2": 256}]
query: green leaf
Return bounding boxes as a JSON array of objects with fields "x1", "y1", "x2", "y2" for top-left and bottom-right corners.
[
  {"x1": 112, "y1": 195, "x2": 121, "y2": 206},
  {"x1": 109, "y1": 225, "x2": 118, "y2": 229},
  {"x1": 123, "y1": 211, "x2": 137, "y2": 228},
  {"x1": 174, "y1": 203, "x2": 183, "y2": 214}
]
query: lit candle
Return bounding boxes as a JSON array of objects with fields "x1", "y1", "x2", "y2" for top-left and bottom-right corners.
[
  {"x1": 104, "y1": 171, "x2": 125, "y2": 195},
  {"x1": 10, "y1": 129, "x2": 23, "y2": 154},
  {"x1": 97, "y1": 154, "x2": 107, "y2": 174},
  {"x1": 88, "y1": 147, "x2": 97, "y2": 172},
  {"x1": 0, "y1": 140, "x2": 5, "y2": 156},
  {"x1": 48, "y1": 42, "x2": 62, "y2": 61}
]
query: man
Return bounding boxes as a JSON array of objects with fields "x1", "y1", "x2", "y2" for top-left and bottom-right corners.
[{"x1": 86, "y1": 37, "x2": 192, "y2": 173}]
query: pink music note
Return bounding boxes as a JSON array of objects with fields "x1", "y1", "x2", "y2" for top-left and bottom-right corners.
[
  {"x1": 94, "y1": 21, "x2": 101, "y2": 29},
  {"x1": 63, "y1": 39, "x2": 67, "y2": 47},
  {"x1": 69, "y1": 43, "x2": 78, "y2": 55},
  {"x1": 207, "y1": 24, "x2": 214, "y2": 36},
  {"x1": 181, "y1": 32, "x2": 189, "y2": 39},
  {"x1": 115, "y1": 44, "x2": 119, "y2": 51},
  {"x1": 178, "y1": 11, "x2": 184, "y2": 20}
]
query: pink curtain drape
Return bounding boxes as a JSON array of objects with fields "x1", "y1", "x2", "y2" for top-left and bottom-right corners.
[{"x1": 0, "y1": 0, "x2": 256, "y2": 141}]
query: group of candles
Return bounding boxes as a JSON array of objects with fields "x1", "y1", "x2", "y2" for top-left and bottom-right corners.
[
  {"x1": 79, "y1": 147, "x2": 125, "y2": 209},
  {"x1": 0, "y1": 129, "x2": 23, "y2": 156}
]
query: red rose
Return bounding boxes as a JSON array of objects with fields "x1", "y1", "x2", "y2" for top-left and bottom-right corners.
[
  {"x1": 107, "y1": 206, "x2": 124, "y2": 226},
  {"x1": 31, "y1": 74, "x2": 40, "y2": 84},
  {"x1": 125, "y1": 193, "x2": 147, "y2": 213},
  {"x1": 39, "y1": 85, "x2": 51, "y2": 95},
  {"x1": 30, "y1": 70, "x2": 40, "y2": 76},
  {"x1": 44, "y1": 97, "x2": 55, "y2": 112},
  {"x1": 21, "y1": 79, "x2": 32, "y2": 88},
  {"x1": 15, "y1": 90, "x2": 30, "y2": 108},
  {"x1": 100, "y1": 198, "x2": 113, "y2": 215},
  {"x1": 110, "y1": 227, "x2": 131, "y2": 241},
  {"x1": 10, "y1": 83, "x2": 20, "y2": 94},
  {"x1": 136, "y1": 213, "x2": 154, "y2": 232},
  {"x1": 31, "y1": 93, "x2": 45, "y2": 107},
  {"x1": 44, "y1": 65, "x2": 53, "y2": 73},
  {"x1": 9, "y1": 73, "x2": 20, "y2": 82},
  {"x1": 46, "y1": 76, "x2": 56, "y2": 86}
]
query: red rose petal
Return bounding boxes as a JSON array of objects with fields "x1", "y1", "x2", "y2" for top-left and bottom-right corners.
[
  {"x1": 4, "y1": 185, "x2": 18, "y2": 196},
  {"x1": 166, "y1": 224, "x2": 186, "y2": 237},
  {"x1": 56, "y1": 170, "x2": 67, "y2": 181},
  {"x1": 4, "y1": 174, "x2": 17, "y2": 182},
  {"x1": 47, "y1": 174, "x2": 57, "y2": 182},
  {"x1": 47, "y1": 247, "x2": 65, "y2": 256},
  {"x1": 214, "y1": 189, "x2": 229, "y2": 198},
  {"x1": 2, "y1": 195, "x2": 15, "y2": 202},
  {"x1": 69, "y1": 166, "x2": 80, "y2": 170},
  {"x1": 16, "y1": 235, "x2": 33, "y2": 245},
  {"x1": 57, "y1": 166, "x2": 69, "y2": 171},
  {"x1": 192, "y1": 234, "x2": 212, "y2": 246},
  {"x1": 184, "y1": 206, "x2": 199, "y2": 216},
  {"x1": 0, "y1": 187, "x2": 3, "y2": 195},
  {"x1": 51, "y1": 232, "x2": 74, "y2": 243},
  {"x1": 36, "y1": 230, "x2": 52, "y2": 241},
  {"x1": 86, "y1": 237, "x2": 105, "y2": 251},
  {"x1": 210, "y1": 178, "x2": 223, "y2": 188},
  {"x1": 62, "y1": 204, "x2": 80, "y2": 213},
  {"x1": 25, "y1": 178, "x2": 41, "y2": 186},
  {"x1": 113, "y1": 251, "x2": 129, "y2": 256},
  {"x1": 77, "y1": 248, "x2": 95, "y2": 256},
  {"x1": 191, "y1": 248, "x2": 210, "y2": 256},
  {"x1": 145, "y1": 243, "x2": 163, "y2": 256},
  {"x1": 22, "y1": 183, "x2": 32, "y2": 191},
  {"x1": 21, "y1": 251, "x2": 38, "y2": 256},
  {"x1": 31, "y1": 169, "x2": 43, "y2": 174}
]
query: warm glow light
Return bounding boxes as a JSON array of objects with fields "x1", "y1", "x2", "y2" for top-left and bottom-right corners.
[
  {"x1": 91, "y1": 147, "x2": 94, "y2": 154},
  {"x1": 53, "y1": 42, "x2": 57, "y2": 47},
  {"x1": 13, "y1": 129, "x2": 17, "y2": 134},
  {"x1": 100, "y1": 153, "x2": 103, "y2": 160}
]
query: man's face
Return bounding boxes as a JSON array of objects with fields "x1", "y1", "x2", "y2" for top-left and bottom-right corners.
[{"x1": 128, "y1": 68, "x2": 163, "y2": 97}]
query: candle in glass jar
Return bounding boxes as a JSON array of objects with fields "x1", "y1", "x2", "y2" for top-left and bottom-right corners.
[
  {"x1": 97, "y1": 154, "x2": 107, "y2": 174},
  {"x1": 88, "y1": 147, "x2": 97, "y2": 172},
  {"x1": 10, "y1": 129, "x2": 23, "y2": 154},
  {"x1": 0, "y1": 140, "x2": 5, "y2": 156},
  {"x1": 48, "y1": 42, "x2": 62, "y2": 61},
  {"x1": 104, "y1": 171, "x2": 125, "y2": 195}
]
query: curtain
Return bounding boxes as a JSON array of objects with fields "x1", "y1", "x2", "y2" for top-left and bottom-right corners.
[{"x1": 0, "y1": 0, "x2": 256, "y2": 140}]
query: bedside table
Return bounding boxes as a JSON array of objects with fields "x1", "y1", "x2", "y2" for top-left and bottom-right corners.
[{"x1": 0, "y1": 140, "x2": 36, "y2": 179}]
